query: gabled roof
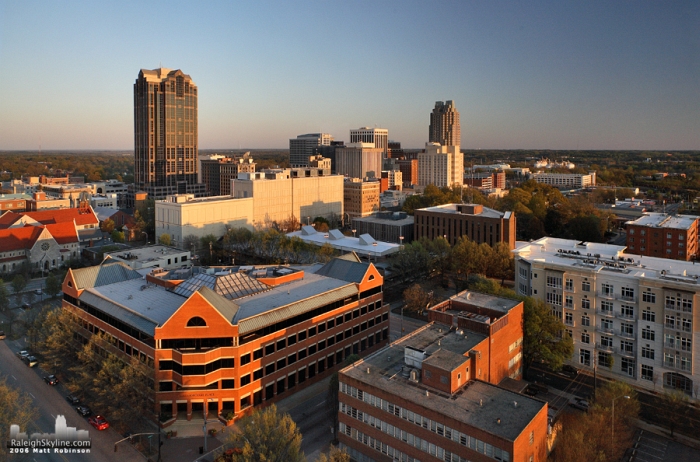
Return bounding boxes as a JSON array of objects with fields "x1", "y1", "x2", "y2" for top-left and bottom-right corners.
[
  {"x1": 314, "y1": 257, "x2": 370, "y2": 283},
  {"x1": 44, "y1": 222, "x2": 79, "y2": 245},
  {"x1": 0, "y1": 226, "x2": 42, "y2": 252},
  {"x1": 0, "y1": 211, "x2": 21, "y2": 228},
  {"x1": 197, "y1": 286, "x2": 239, "y2": 323},
  {"x1": 71, "y1": 259, "x2": 143, "y2": 290},
  {"x1": 14, "y1": 207, "x2": 99, "y2": 227}
]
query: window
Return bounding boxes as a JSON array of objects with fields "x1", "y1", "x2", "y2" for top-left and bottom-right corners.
[
  {"x1": 581, "y1": 299, "x2": 590, "y2": 309},
  {"x1": 682, "y1": 318, "x2": 692, "y2": 332},
  {"x1": 600, "y1": 336, "x2": 613, "y2": 347},
  {"x1": 598, "y1": 352, "x2": 611, "y2": 367},
  {"x1": 641, "y1": 346, "x2": 654, "y2": 360},
  {"x1": 579, "y1": 349, "x2": 591, "y2": 366},
  {"x1": 621, "y1": 358, "x2": 635, "y2": 377},
  {"x1": 565, "y1": 278, "x2": 574, "y2": 291},
  {"x1": 621, "y1": 323, "x2": 634, "y2": 336},
  {"x1": 621, "y1": 287, "x2": 634, "y2": 300},
  {"x1": 601, "y1": 301, "x2": 613, "y2": 313},
  {"x1": 253, "y1": 348, "x2": 263, "y2": 360},
  {"x1": 641, "y1": 365, "x2": 654, "y2": 381},
  {"x1": 565, "y1": 296, "x2": 573, "y2": 308},
  {"x1": 581, "y1": 315, "x2": 590, "y2": 327},
  {"x1": 240, "y1": 374, "x2": 251, "y2": 386},
  {"x1": 240, "y1": 353, "x2": 251, "y2": 365},
  {"x1": 519, "y1": 267, "x2": 528, "y2": 279},
  {"x1": 546, "y1": 276, "x2": 562, "y2": 288},
  {"x1": 601, "y1": 319, "x2": 613, "y2": 330},
  {"x1": 620, "y1": 340, "x2": 634, "y2": 354},
  {"x1": 665, "y1": 315, "x2": 676, "y2": 329},
  {"x1": 642, "y1": 310, "x2": 655, "y2": 322},
  {"x1": 581, "y1": 332, "x2": 590, "y2": 344},
  {"x1": 564, "y1": 312, "x2": 573, "y2": 326},
  {"x1": 546, "y1": 292, "x2": 562, "y2": 306},
  {"x1": 642, "y1": 328, "x2": 655, "y2": 341},
  {"x1": 621, "y1": 305, "x2": 634, "y2": 318},
  {"x1": 186, "y1": 316, "x2": 206, "y2": 327},
  {"x1": 582, "y1": 281, "x2": 591, "y2": 292},
  {"x1": 602, "y1": 283, "x2": 613, "y2": 296}
]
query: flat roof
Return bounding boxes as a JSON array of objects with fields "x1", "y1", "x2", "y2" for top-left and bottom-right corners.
[
  {"x1": 417, "y1": 203, "x2": 505, "y2": 219},
  {"x1": 514, "y1": 237, "x2": 700, "y2": 284},
  {"x1": 105, "y1": 245, "x2": 188, "y2": 262},
  {"x1": 626, "y1": 212, "x2": 697, "y2": 230},
  {"x1": 341, "y1": 324, "x2": 544, "y2": 442},
  {"x1": 287, "y1": 228, "x2": 400, "y2": 257},
  {"x1": 448, "y1": 290, "x2": 521, "y2": 314},
  {"x1": 351, "y1": 214, "x2": 414, "y2": 226}
]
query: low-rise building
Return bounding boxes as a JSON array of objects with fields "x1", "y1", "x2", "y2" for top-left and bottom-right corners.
[
  {"x1": 528, "y1": 172, "x2": 596, "y2": 189},
  {"x1": 625, "y1": 213, "x2": 699, "y2": 261},
  {"x1": 338, "y1": 291, "x2": 547, "y2": 462},
  {"x1": 62, "y1": 253, "x2": 389, "y2": 424},
  {"x1": 344, "y1": 179, "x2": 380, "y2": 221},
  {"x1": 351, "y1": 212, "x2": 414, "y2": 245},
  {"x1": 104, "y1": 245, "x2": 191, "y2": 270},
  {"x1": 414, "y1": 204, "x2": 516, "y2": 249}
]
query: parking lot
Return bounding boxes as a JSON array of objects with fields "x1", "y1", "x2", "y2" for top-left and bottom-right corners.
[{"x1": 626, "y1": 429, "x2": 700, "y2": 462}]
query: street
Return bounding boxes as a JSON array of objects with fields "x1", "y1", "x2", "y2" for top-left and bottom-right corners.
[{"x1": 0, "y1": 339, "x2": 143, "y2": 462}]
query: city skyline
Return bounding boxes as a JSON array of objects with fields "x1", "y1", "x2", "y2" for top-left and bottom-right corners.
[{"x1": 0, "y1": 1, "x2": 698, "y2": 151}]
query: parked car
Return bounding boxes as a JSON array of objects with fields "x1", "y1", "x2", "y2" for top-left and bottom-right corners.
[
  {"x1": 25, "y1": 355, "x2": 38, "y2": 367},
  {"x1": 524, "y1": 385, "x2": 539, "y2": 397},
  {"x1": 17, "y1": 350, "x2": 29, "y2": 360},
  {"x1": 21, "y1": 303, "x2": 31, "y2": 310},
  {"x1": 0, "y1": 330, "x2": 6, "y2": 340},
  {"x1": 561, "y1": 365, "x2": 579, "y2": 378},
  {"x1": 569, "y1": 398, "x2": 590, "y2": 412},
  {"x1": 43, "y1": 375, "x2": 59, "y2": 385},
  {"x1": 75, "y1": 405, "x2": 92, "y2": 417},
  {"x1": 529, "y1": 382, "x2": 549, "y2": 394},
  {"x1": 88, "y1": 415, "x2": 109, "y2": 431},
  {"x1": 66, "y1": 395, "x2": 80, "y2": 405}
]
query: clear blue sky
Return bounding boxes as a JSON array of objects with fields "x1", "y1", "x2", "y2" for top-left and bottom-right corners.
[{"x1": 1, "y1": 1, "x2": 698, "y2": 150}]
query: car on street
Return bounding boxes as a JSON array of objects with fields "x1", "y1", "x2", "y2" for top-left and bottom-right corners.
[
  {"x1": 569, "y1": 398, "x2": 590, "y2": 412},
  {"x1": 0, "y1": 330, "x2": 6, "y2": 340},
  {"x1": 34, "y1": 289, "x2": 42, "y2": 295},
  {"x1": 561, "y1": 365, "x2": 579, "y2": 378},
  {"x1": 43, "y1": 375, "x2": 59, "y2": 385},
  {"x1": 66, "y1": 395, "x2": 80, "y2": 405},
  {"x1": 21, "y1": 303, "x2": 31, "y2": 310},
  {"x1": 88, "y1": 415, "x2": 109, "y2": 431},
  {"x1": 25, "y1": 355, "x2": 38, "y2": 367},
  {"x1": 75, "y1": 405, "x2": 92, "y2": 417},
  {"x1": 524, "y1": 385, "x2": 539, "y2": 396},
  {"x1": 17, "y1": 350, "x2": 29, "y2": 360}
]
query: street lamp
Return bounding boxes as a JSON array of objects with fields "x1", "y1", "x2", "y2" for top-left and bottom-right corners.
[
  {"x1": 399, "y1": 235, "x2": 404, "y2": 250},
  {"x1": 307, "y1": 216, "x2": 311, "y2": 226},
  {"x1": 611, "y1": 395, "x2": 630, "y2": 456},
  {"x1": 352, "y1": 229, "x2": 356, "y2": 238}
]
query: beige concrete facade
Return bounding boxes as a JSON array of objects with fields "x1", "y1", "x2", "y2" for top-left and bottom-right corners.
[
  {"x1": 344, "y1": 179, "x2": 380, "y2": 221},
  {"x1": 335, "y1": 143, "x2": 384, "y2": 180},
  {"x1": 349, "y1": 127, "x2": 388, "y2": 157},
  {"x1": 429, "y1": 100, "x2": 460, "y2": 147},
  {"x1": 418, "y1": 143, "x2": 463, "y2": 188}
]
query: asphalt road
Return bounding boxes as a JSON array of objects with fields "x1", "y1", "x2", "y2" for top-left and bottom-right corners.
[
  {"x1": 0, "y1": 339, "x2": 143, "y2": 462},
  {"x1": 287, "y1": 384, "x2": 334, "y2": 459}
]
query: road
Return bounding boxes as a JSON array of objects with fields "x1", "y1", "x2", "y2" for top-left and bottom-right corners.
[
  {"x1": 0, "y1": 339, "x2": 143, "y2": 462},
  {"x1": 286, "y1": 380, "x2": 334, "y2": 460}
]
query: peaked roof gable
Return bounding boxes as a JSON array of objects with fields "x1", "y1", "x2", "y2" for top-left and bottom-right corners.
[
  {"x1": 19, "y1": 207, "x2": 99, "y2": 227},
  {"x1": 0, "y1": 226, "x2": 42, "y2": 252},
  {"x1": 71, "y1": 259, "x2": 143, "y2": 290},
  {"x1": 44, "y1": 222, "x2": 79, "y2": 245},
  {"x1": 315, "y1": 256, "x2": 370, "y2": 283}
]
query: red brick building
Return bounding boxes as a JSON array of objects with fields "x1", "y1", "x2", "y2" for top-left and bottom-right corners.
[
  {"x1": 397, "y1": 159, "x2": 418, "y2": 187},
  {"x1": 625, "y1": 212, "x2": 699, "y2": 261},
  {"x1": 338, "y1": 291, "x2": 547, "y2": 462},
  {"x1": 62, "y1": 253, "x2": 389, "y2": 424},
  {"x1": 414, "y1": 204, "x2": 516, "y2": 249}
]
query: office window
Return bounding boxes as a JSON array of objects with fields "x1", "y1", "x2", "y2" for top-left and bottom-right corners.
[
  {"x1": 582, "y1": 281, "x2": 591, "y2": 292},
  {"x1": 581, "y1": 299, "x2": 590, "y2": 309},
  {"x1": 642, "y1": 310, "x2": 655, "y2": 322},
  {"x1": 641, "y1": 365, "x2": 654, "y2": 381},
  {"x1": 641, "y1": 328, "x2": 655, "y2": 341},
  {"x1": 581, "y1": 315, "x2": 590, "y2": 327},
  {"x1": 641, "y1": 346, "x2": 654, "y2": 360}
]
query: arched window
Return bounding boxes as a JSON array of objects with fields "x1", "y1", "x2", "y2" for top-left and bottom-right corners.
[
  {"x1": 368, "y1": 274, "x2": 375, "y2": 281},
  {"x1": 187, "y1": 317, "x2": 207, "y2": 327},
  {"x1": 67, "y1": 281, "x2": 73, "y2": 287}
]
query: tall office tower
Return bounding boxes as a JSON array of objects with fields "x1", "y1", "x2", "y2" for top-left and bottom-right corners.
[
  {"x1": 134, "y1": 68, "x2": 206, "y2": 200},
  {"x1": 429, "y1": 100, "x2": 460, "y2": 147},
  {"x1": 289, "y1": 133, "x2": 333, "y2": 167},
  {"x1": 335, "y1": 143, "x2": 384, "y2": 180},
  {"x1": 350, "y1": 127, "x2": 389, "y2": 157}
]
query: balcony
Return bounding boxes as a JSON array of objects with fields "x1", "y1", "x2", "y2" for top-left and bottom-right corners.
[
  {"x1": 598, "y1": 291, "x2": 615, "y2": 300},
  {"x1": 596, "y1": 309, "x2": 615, "y2": 318},
  {"x1": 618, "y1": 348, "x2": 636, "y2": 358},
  {"x1": 596, "y1": 326, "x2": 614, "y2": 335},
  {"x1": 596, "y1": 343, "x2": 615, "y2": 354},
  {"x1": 619, "y1": 294, "x2": 637, "y2": 303},
  {"x1": 615, "y1": 312, "x2": 636, "y2": 321},
  {"x1": 616, "y1": 329, "x2": 635, "y2": 340}
]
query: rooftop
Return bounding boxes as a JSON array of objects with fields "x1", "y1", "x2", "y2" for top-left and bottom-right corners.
[
  {"x1": 448, "y1": 291, "x2": 521, "y2": 314},
  {"x1": 417, "y1": 203, "x2": 506, "y2": 219},
  {"x1": 626, "y1": 212, "x2": 698, "y2": 230},
  {"x1": 287, "y1": 227, "x2": 400, "y2": 257},
  {"x1": 352, "y1": 212, "x2": 414, "y2": 226},
  {"x1": 105, "y1": 245, "x2": 188, "y2": 263},
  {"x1": 341, "y1": 323, "x2": 544, "y2": 442},
  {"x1": 514, "y1": 237, "x2": 700, "y2": 283}
]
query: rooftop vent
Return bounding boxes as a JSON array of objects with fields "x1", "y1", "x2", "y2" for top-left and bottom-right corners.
[
  {"x1": 479, "y1": 399, "x2": 483, "y2": 406},
  {"x1": 425, "y1": 390, "x2": 429, "y2": 397},
  {"x1": 514, "y1": 401, "x2": 518, "y2": 408},
  {"x1": 366, "y1": 367, "x2": 370, "y2": 374},
  {"x1": 497, "y1": 418, "x2": 501, "y2": 424}
]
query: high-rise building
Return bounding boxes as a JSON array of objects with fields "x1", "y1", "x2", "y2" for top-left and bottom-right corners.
[
  {"x1": 335, "y1": 143, "x2": 384, "y2": 180},
  {"x1": 418, "y1": 142, "x2": 463, "y2": 188},
  {"x1": 344, "y1": 179, "x2": 380, "y2": 221},
  {"x1": 429, "y1": 100, "x2": 460, "y2": 147},
  {"x1": 200, "y1": 153, "x2": 256, "y2": 196},
  {"x1": 350, "y1": 127, "x2": 388, "y2": 157},
  {"x1": 289, "y1": 133, "x2": 333, "y2": 167},
  {"x1": 133, "y1": 68, "x2": 206, "y2": 200}
]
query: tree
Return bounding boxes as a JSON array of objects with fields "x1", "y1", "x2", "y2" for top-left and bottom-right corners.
[
  {"x1": 316, "y1": 446, "x2": 350, "y2": 462},
  {"x1": 0, "y1": 283, "x2": 9, "y2": 312},
  {"x1": 11, "y1": 274, "x2": 26, "y2": 305},
  {"x1": 226, "y1": 404, "x2": 305, "y2": 462},
  {"x1": 111, "y1": 229, "x2": 125, "y2": 243},
  {"x1": 101, "y1": 218, "x2": 115, "y2": 234},
  {"x1": 403, "y1": 284, "x2": 433, "y2": 314},
  {"x1": 44, "y1": 272, "x2": 62, "y2": 299},
  {"x1": 659, "y1": 390, "x2": 690, "y2": 437},
  {"x1": 521, "y1": 298, "x2": 574, "y2": 371},
  {"x1": 0, "y1": 379, "x2": 39, "y2": 460},
  {"x1": 158, "y1": 234, "x2": 172, "y2": 246},
  {"x1": 490, "y1": 242, "x2": 514, "y2": 285},
  {"x1": 42, "y1": 308, "x2": 81, "y2": 377}
]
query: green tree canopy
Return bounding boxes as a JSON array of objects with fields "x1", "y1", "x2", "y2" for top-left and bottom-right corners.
[{"x1": 228, "y1": 404, "x2": 305, "y2": 462}]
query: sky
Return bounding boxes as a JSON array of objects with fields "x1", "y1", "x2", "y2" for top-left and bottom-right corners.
[{"x1": 0, "y1": 1, "x2": 698, "y2": 151}]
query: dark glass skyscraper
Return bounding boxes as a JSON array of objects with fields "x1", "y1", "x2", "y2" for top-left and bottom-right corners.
[{"x1": 134, "y1": 68, "x2": 204, "y2": 198}]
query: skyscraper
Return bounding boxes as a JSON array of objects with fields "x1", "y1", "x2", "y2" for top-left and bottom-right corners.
[
  {"x1": 429, "y1": 100, "x2": 460, "y2": 147},
  {"x1": 289, "y1": 133, "x2": 333, "y2": 167},
  {"x1": 350, "y1": 127, "x2": 388, "y2": 157},
  {"x1": 133, "y1": 68, "x2": 206, "y2": 200}
]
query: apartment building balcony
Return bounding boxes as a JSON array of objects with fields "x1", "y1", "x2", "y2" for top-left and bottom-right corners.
[
  {"x1": 664, "y1": 343, "x2": 693, "y2": 353},
  {"x1": 665, "y1": 303, "x2": 693, "y2": 314},
  {"x1": 596, "y1": 343, "x2": 615, "y2": 354},
  {"x1": 615, "y1": 312, "x2": 636, "y2": 321},
  {"x1": 596, "y1": 309, "x2": 614, "y2": 318},
  {"x1": 596, "y1": 326, "x2": 614, "y2": 335},
  {"x1": 618, "y1": 348, "x2": 636, "y2": 359},
  {"x1": 619, "y1": 294, "x2": 637, "y2": 303},
  {"x1": 664, "y1": 359, "x2": 692, "y2": 373},
  {"x1": 598, "y1": 291, "x2": 615, "y2": 300},
  {"x1": 616, "y1": 329, "x2": 635, "y2": 340}
]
